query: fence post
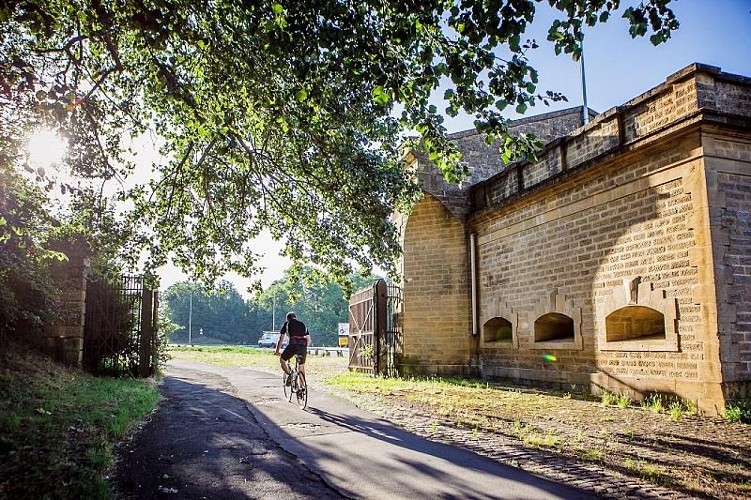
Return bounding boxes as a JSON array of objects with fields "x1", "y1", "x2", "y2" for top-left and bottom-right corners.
[
  {"x1": 151, "y1": 291, "x2": 159, "y2": 369},
  {"x1": 139, "y1": 287, "x2": 154, "y2": 378},
  {"x1": 375, "y1": 279, "x2": 387, "y2": 376}
]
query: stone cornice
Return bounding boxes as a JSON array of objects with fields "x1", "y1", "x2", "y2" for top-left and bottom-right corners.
[{"x1": 468, "y1": 64, "x2": 751, "y2": 222}]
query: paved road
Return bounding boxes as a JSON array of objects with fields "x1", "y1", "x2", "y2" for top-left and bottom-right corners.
[{"x1": 115, "y1": 360, "x2": 597, "y2": 499}]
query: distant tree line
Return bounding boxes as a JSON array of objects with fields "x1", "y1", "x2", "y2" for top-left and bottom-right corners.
[{"x1": 162, "y1": 267, "x2": 380, "y2": 346}]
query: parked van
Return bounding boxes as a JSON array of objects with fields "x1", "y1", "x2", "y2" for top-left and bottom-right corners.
[{"x1": 257, "y1": 331, "x2": 287, "y2": 349}]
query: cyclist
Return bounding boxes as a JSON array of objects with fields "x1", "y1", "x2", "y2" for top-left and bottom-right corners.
[{"x1": 274, "y1": 311, "x2": 311, "y2": 386}]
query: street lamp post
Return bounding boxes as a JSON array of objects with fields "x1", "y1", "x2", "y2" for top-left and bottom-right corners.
[
  {"x1": 580, "y1": 36, "x2": 589, "y2": 125},
  {"x1": 188, "y1": 290, "x2": 193, "y2": 345}
]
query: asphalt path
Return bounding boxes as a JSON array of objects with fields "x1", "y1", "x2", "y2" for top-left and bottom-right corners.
[{"x1": 114, "y1": 359, "x2": 597, "y2": 499}]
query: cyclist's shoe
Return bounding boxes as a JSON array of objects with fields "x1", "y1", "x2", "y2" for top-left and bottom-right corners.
[{"x1": 285, "y1": 374, "x2": 292, "y2": 386}]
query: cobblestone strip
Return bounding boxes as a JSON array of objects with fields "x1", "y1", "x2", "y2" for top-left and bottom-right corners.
[{"x1": 343, "y1": 394, "x2": 699, "y2": 500}]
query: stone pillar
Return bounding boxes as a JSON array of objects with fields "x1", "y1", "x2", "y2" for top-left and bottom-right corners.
[{"x1": 44, "y1": 238, "x2": 90, "y2": 366}]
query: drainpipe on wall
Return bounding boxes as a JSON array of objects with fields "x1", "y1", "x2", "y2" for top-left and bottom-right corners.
[
  {"x1": 469, "y1": 232, "x2": 480, "y2": 378},
  {"x1": 470, "y1": 233, "x2": 478, "y2": 337}
]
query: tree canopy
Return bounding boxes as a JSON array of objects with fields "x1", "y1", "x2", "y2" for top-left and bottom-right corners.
[
  {"x1": 162, "y1": 280, "x2": 254, "y2": 344},
  {"x1": 1, "y1": 0, "x2": 678, "y2": 288},
  {"x1": 163, "y1": 267, "x2": 380, "y2": 345}
]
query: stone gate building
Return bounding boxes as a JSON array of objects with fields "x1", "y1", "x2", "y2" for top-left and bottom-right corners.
[{"x1": 395, "y1": 63, "x2": 751, "y2": 414}]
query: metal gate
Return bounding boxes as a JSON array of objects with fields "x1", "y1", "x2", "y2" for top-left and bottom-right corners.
[
  {"x1": 83, "y1": 274, "x2": 158, "y2": 377},
  {"x1": 347, "y1": 279, "x2": 402, "y2": 377}
]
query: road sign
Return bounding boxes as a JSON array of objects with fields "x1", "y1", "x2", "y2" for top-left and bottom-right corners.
[{"x1": 337, "y1": 323, "x2": 348, "y2": 347}]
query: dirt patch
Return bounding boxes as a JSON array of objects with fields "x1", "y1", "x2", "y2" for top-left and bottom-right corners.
[{"x1": 322, "y1": 381, "x2": 751, "y2": 500}]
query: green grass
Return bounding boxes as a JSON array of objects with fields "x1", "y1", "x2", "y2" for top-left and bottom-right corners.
[
  {"x1": 638, "y1": 393, "x2": 700, "y2": 421},
  {"x1": 641, "y1": 393, "x2": 665, "y2": 413},
  {"x1": 624, "y1": 457, "x2": 666, "y2": 483},
  {"x1": 525, "y1": 431, "x2": 561, "y2": 449},
  {"x1": 601, "y1": 391, "x2": 632, "y2": 408},
  {"x1": 168, "y1": 344, "x2": 350, "y2": 379},
  {"x1": 616, "y1": 393, "x2": 632, "y2": 408},
  {"x1": 601, "y1": 391, "x2": 618, "y2": 406},
  {"x1": 582, "y1": 447, "x2": 603, "y2": 462},
  {"x1": 0, "y1": 341, "x2": 160, "y2": 499},
  {"x1": 169, "y1": 344, "x2": 270, "y2": 365},
  {"x1": 724, "y1": 403, "x2": 751, "y2": 423}
]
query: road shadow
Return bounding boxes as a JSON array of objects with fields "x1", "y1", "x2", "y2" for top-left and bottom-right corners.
[
  {"x1": 241, "y1": 371, "x2": 600, "y2": 499},
  {"x1": 114, "y1": 374, "x2": 344, "y2": 499},
  {"x1": 116, "y1": 364, "x2": 599, "y2": 499}
]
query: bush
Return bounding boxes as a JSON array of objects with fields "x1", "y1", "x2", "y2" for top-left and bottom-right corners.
[
  {"x1": 0, "y1": 167, "x2": 63, "y2": 341},
  {"x1": 724, "y1": 401, "x2": 751, "y2": 423}
]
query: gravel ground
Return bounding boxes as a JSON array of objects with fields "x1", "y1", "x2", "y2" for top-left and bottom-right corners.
[{"x1": 321, "y1": 381, "x2": 751, "y2": 500}]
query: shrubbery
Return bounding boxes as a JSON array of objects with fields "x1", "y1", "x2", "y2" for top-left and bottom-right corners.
[{"x1": 0, "y1": 161, "x2": 63, "y2": 342}]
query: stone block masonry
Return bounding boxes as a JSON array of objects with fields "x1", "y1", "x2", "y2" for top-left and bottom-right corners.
[
  {"x1": 475, "y1": 135, "x2": 705, "y2": 401},
  {"x1": 704, "y1": 133, "x2": 751, "y2": 396},
  {"x1": 43, "y1": 238, "x2": 90, "y2": 366},
  {"x1": 398, "y1": 194, "x2": 472, "y2": 372},
  {"x1": 398, "y1": 64, "x2": 751, "y2": 414}
]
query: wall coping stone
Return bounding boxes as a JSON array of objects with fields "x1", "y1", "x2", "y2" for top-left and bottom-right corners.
[{"x1": 469, "y1": 63, "x2": 751, "y2": 222}]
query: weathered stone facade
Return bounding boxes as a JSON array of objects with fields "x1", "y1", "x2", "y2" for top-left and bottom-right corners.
[
  {"x1": 397, "y1": 64, "x2": 751, "y2": 414},
  {"x1": 44, "y1": 238, "x2": 90, "y2": 366}
]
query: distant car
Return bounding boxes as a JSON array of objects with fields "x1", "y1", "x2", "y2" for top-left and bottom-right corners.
[{"x1": 257, "y1": 332, "x2": 288, "y2": 349}]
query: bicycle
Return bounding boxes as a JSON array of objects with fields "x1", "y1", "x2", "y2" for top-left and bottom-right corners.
[{"x1": 283, "y1": 353, "x2": 308, "y2": 409}]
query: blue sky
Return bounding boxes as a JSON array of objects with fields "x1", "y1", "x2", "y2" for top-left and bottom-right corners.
[{"x1": 443, "y1": 0, "x2": 751, "y2": 132}]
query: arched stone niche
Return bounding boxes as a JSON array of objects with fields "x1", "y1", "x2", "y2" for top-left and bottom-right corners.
[
  {"x1": 531, "y1": 290, "x2": 583, "y2": 350},
  {"x1": 481, "y1": 299, "x2": 518, "y2": 349},
  {"x1": 599, "y1": 277, "x2": 678, "y2": 352}
]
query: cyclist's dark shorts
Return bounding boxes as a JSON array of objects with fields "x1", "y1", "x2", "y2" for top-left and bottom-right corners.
[{"x1": 281, "y1": 342, "x2": 307, "y2": 364}]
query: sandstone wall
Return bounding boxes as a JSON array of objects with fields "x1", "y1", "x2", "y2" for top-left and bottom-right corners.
[
  {"x1": 467, "y1": 64, "x2": 751, "y2": 412},
  {"x1": 703, "y1": 131, "x2": 751, "y2": 400},
  {"x1": 412, "y1": 106, "x2": 588, "y2": 220},
  {"x1": 44, "y1": 239, "x2": 90, "y2": 366},
  {"x1": 399, "y1": 63, "x2": 751, "y2": 413},
  {"x1": 399, "y1": 194, "x2": 473, "y2": 375},
  {"x1": 473, "y1": 134, "x2": 716, "y2": 405}
]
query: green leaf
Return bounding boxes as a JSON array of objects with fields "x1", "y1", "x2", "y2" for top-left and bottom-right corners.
[
  {"x1": 371, "y1": 86, "x2": 391, "y2": 106},
  {"x1": 501, "y1": 150, "x2": 512, "y2": 163}
]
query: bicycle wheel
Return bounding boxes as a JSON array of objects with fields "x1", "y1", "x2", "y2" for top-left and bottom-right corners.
[
  {"x1": 295, "y1": 372, "x2": 307, "y2": 409},
  {"x1": 283, "y1": 371, "x2": 292, "y2": 401}
]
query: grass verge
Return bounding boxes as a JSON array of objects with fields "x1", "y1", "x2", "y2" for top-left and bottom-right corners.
[
  {"x1": 168, "y1": 344, "x2": 350, "y2": 378},
  {"x1": 0, "y1": 340, "x2": 160, "y2": 499}
]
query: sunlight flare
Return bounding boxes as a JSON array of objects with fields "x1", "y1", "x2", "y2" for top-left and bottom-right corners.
[{"x1": 27, "y1": 129, "x2": 67, "y2": 168}]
